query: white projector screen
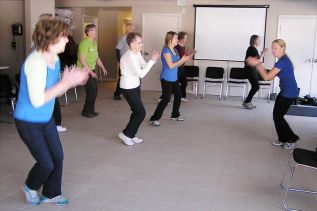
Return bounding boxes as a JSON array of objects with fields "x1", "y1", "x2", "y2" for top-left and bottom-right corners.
[{"x1": 194, "y1": 5, "x2": 268, "y2": 61}]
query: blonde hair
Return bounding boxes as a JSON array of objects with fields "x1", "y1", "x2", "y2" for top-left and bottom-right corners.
[{"x1": 272, "y1": 39, "x2": 286, "y2": 53}]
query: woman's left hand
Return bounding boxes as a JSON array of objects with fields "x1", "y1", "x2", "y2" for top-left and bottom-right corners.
[
  {"x1": 151, "y1": 51, "x2": 160, "y2": 62},
  {"x1": 101, "y1": 67, "x2": 107, "y2": 76}
]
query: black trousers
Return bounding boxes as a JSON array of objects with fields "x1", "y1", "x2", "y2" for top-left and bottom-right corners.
[
  {"x1": 244, "y1": 68, "x2": 259, "y2": 103},
  {"x1": 83, "y1": 75, "x2": 98, "y2": 113},
  {"x1": 178, "y1": 67, "x2": 187, "y2": 98},
  {"x1": 114, "y1": 67, "x2": 122, "y2": 97},
  {"x1": 273, "y1": 94, "x2": 299, "y2": 143},
  {"x1": 53, "y1": 99, "x2": 61, "y2": 126},
  {"x1": 121, "y1": 86, "x2": 146, "y2": 138},
  {"x1": 150, "y1": 79, "x2": 181, "y2": 121}
]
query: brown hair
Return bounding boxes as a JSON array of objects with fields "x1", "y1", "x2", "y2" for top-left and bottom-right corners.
[
  {"x1": 249, "y1": 34, "x2": 259, "y2": 46},
  {"x1": 178, "y1": 31, "x2": 188, "y2": 40},
  {"x1": 85, "y1": 24, "x2": 96, "y2": 36},
  {"x1": 126, "y1": 32, "x2": 142, "y2": 47},
  {"x1": 32, "y1": 18, "x2": 69, "y2": 52},
  {"x1": 165, "y1": 31, "x2": 177, "y2": 46}
]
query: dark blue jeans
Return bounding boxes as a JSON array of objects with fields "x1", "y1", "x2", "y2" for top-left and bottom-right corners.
[{"x1": 15, "y1": 117, "x2": 64, "y2": 198}]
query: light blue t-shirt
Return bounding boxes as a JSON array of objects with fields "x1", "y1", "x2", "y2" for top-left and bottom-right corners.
[
  {"x1": 275, "y1": 55, "x2": 298, "y2": 98},
  {"x1": 160, "y1": 46, "x2": 180, "y2": 82},
  {"x1": 14, "y1": 54, "x2": 60, "y2": 123}
]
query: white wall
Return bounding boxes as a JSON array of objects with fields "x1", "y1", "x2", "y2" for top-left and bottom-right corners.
[
  {"x1": 0, "y1": 0, "x2": 25, "y2": 81},
  {"x1": 1, "y1": 0, "x2": 316, "y2": 93}
]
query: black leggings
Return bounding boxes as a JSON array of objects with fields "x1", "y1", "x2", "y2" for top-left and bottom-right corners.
[
  {"x1": 244, "y1": 68, "x2": 259, "y2": 103},
  {"x1": 273, "y1": 94, "x2": 299, "y2": 143},
  {"x1": 150, "y1": 79, "x2": 181, "y2": 120}
]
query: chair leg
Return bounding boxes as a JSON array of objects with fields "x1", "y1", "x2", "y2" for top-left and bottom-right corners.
[
  {"x1": 280, "y1": 152, "x2": 293, "y2": 190},
  {"x1": 74, "y1": 87, "x2": 78, "y2": 100},
  {"x1": 195, "y1": 82, "x2": 198, "y2": 99},
  {"x1": 225, "y1": 83, "x2": 229, "y2": 99},
  {"x1": 64, "y1": 92, "x2": 68, "y2": 106},
  {"x1": 10, "y1": 98, "x2": 16, "y2": 113},
  {"x1": 242, "y1": 85, "x2": 245, "y2": 100},
  {"x1": 282, "y1": 164, "x2": 296, "y2": 211},
  {"x1": 203, "y1": 82, "x2": 206, "y2": 99},
  {"x1": 219, "y1": 84, "x2": 223, "y2": 100},
  {"x1": 268, "y1": 86, "x2": 271, "y2": 103}
]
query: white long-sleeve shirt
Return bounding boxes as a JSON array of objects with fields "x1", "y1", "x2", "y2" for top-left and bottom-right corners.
[{"x1": 120, "y1": 50, "x2": 155, "y2": 89}]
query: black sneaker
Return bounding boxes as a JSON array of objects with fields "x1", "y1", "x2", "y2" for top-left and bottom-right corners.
[
  {"x1": 113, "y1": 95, "x2": 121, "y2": 100},
  {"x1": 81, "y1": 111, "x2": 96, "y2": 118}
]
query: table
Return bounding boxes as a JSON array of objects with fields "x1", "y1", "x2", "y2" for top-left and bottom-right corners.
[{"x1": 287, "y1": 105, "x2": 317, "y2": 117}]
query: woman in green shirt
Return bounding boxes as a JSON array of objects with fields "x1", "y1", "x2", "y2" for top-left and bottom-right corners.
[{"x1": 77, "y1": 24, "x2": 107, "y2": 118}]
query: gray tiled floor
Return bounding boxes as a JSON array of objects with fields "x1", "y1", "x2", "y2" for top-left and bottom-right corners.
[{"x1": 0, "y1": 86, "x2": 317, "y2": 211}]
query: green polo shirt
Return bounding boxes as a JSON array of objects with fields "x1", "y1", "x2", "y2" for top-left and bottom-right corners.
[{"x1": 77, "y1": 38, "x2": 98, "y2": 71}]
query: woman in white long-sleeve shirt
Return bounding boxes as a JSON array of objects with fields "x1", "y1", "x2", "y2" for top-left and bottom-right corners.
[{"x1": 118, "y1": 32, "x2": 160, "y2": 146}]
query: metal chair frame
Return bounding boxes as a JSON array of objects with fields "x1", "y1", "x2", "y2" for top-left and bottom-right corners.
[
  {"x1": 225, "y1": 68, "x2": 248, "y2": 100},
  {"x1": 203, "y1": 67, "x2": 225, "y2": 100},
  {"x1": 280, "y1": 149, "x2": 317, "y2": 211}
]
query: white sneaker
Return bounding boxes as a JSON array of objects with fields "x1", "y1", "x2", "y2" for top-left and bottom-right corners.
[
  {"x1": 283, "y1": 142, "x2": 296, "y2": 150},
  {"x1": 181, "y1": 98, "x2": 188, "y2": 103},
  {"x1": 150, "y1": 120, "x2": 160, "y2": 126},
  {"x1": 57, "y1": 125, "x2": 67, "y2": 133},
  {"x1": 171, "y1": 116, "x2": 184, "y2": 121},
  {"x1": 272, "y1": 140, "x2": 284, "y2": 146},
  {"x1": 132, "y1": 137, "x2": 143, "y2": 144},
  {"x1": 118, "y1": 132, "x2": 134, "y2": 146}
]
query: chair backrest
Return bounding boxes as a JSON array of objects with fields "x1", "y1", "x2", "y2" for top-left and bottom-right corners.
[
  {"x1": 229, "y1": 67, "x2": 247, "y2": 80},
  {"x1": 0, "y1": 74, "x2": 14, "y2": 98},
  {"x1": 205, "y1": 67, "x2": 224, "y2": 79},
  {"x1": 184, "y1": 65, "x2": 199, "y2": 78}
]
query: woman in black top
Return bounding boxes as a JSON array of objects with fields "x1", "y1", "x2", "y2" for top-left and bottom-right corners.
[{"x1": 242, "y1": 35, "x2": 267, "y2": 109}]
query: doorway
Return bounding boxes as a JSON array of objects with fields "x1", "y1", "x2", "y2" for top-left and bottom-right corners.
[
  {"x1": 277, "y1": 15, "x2": 317, "y2": 97},
  {"x1": 141, "y1": 13, "x2": 181, "y2": 91}
]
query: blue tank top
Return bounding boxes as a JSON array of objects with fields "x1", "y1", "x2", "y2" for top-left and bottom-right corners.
[{"x1": 14, "y1": 54, "x2": 60, "y2": 123}]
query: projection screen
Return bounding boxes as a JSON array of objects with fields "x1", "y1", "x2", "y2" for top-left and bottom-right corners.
[{"x1": 194, "y1": 5, "x2": 268, "y2": 61}]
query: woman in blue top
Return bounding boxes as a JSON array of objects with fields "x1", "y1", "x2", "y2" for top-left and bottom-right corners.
[
  {"x1": 246, "y1": 39, "x2": 299, "y2": 150},
  {"x1": 150, "y1": 31, "x2": 194, "y2": 126},
  {"x1": 14, "y1": 18, "x2": 88, "y2": 206}
]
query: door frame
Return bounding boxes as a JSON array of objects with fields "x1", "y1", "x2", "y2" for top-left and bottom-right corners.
[
  {"x1": 276, "y1": 15, "x2": 317, "y2": 96},
  {"x1": 141, "y1": 13, "x2": 182, "y2": 91}
]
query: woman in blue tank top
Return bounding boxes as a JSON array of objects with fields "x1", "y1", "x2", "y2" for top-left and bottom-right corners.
[
  {"x1": 150, "y1": 31, "x2": 194, "y2": 126},
  {"x1": 246, "y1": 39, "x2": 299, "y2": 150},
  {"x1": 14, "y1": 18, "x2": 88, "y2": 206}
]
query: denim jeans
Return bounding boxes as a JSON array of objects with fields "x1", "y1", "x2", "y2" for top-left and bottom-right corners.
[
  {"x1": 273, "y1": 94, "x2": 299, "y2": 143},
  {"x1": 83, "y1": 75, "x2": 98, "y2": 113},
  {"x1": 150, "y1": 79, "x2": 181, "y2": 121},
  {"x1": 15, "y1": 117, "x2": 64, "y2": 198},
  {"x1": 121, "y1": 86, "x2": 146, "y2": 138},
  {"x1": 53, "y1": 99, "x2": 61, "y2": 126}
]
